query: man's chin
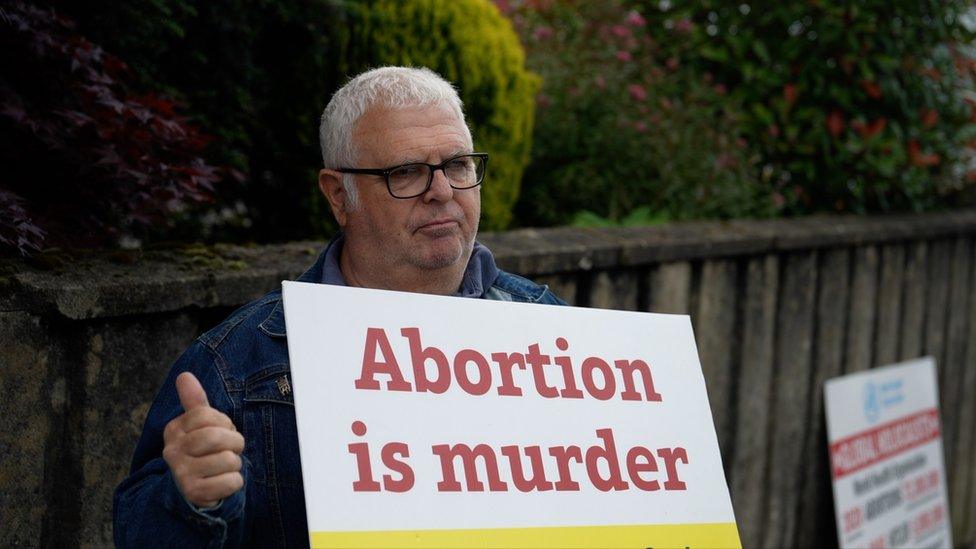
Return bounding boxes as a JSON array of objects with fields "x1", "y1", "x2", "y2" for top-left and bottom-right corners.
[{"x1": 412, "y1": 239, "x2": 470, "y2": 271}]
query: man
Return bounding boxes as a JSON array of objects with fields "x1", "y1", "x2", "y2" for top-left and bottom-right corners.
[{"x1": 113, "y1": 66, "x2": 565, "y2": 547}]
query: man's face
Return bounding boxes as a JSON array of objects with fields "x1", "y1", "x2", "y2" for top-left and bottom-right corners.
[{"x1": 335, "y1": 104, "x2": 480, "y2": 278}]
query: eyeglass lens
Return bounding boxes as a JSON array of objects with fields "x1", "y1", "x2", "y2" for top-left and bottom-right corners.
[{"x1": 388, "y1": 155, "x2": 485, "y2": 197}]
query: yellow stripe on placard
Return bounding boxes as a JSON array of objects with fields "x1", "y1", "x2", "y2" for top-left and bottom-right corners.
[{"x1": 311, "y1": 522, "x2": 741, "y2": 548}]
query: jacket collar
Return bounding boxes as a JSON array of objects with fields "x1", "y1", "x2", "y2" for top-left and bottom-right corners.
[
  {"x1": 257, "y1": 236, "x2": 337, "y2": 338},
  {"x1": 257, "y1": 234, "x2": 501, "y2": 338}
]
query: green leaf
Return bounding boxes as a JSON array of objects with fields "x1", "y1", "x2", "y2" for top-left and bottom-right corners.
[
  {"x1": 700, "y1": 45, "x2": 729, "y2": 63},
  {"x1": 752, "y1": 41, "x2": 771, "y2": 63},
  {"x1": 571, "y1": 210, "x2": 616, "y2": 228},
  {"x1": 751, "y1": 103, "x2": 775, "y2": 125}
]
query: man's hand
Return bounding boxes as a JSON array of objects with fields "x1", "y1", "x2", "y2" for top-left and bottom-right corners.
[{"x1": 163, "y1": 372, "x2": 245, "y2": 508}]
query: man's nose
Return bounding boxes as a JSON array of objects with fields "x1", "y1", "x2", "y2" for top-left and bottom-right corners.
[{"x1": 422, "y1": 168, "x2": 455, "y2": 203}]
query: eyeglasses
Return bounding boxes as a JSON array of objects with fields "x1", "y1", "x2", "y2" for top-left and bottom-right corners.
[{"x1": 336, "y1": 153, "x2": 488, "y2": 199}]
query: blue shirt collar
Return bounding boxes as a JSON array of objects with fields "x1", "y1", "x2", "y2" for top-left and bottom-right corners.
[
  {"x1": 261, "y1": 235, "x2": 508, "y2": 337},
  {"x1": 320, "y1": 233, "x2": 499, "y2": 298}
]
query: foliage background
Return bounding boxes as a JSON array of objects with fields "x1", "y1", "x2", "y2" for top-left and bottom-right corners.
[
  {"x1": 3, "y1": 0, "x2": 976, "y2": 255},
  {"x1": 631, "y1": 0, "x2": 976, "y2": 216},
  {"x1": 2, "y1": 0, "x2": 536, "y2": 254},
  {"x1": 504, "y1": 0, "x2": 976, "y2": 227},
  {"x1": 0, "y1": 2, "x2": 226, "y2": 254},
  {"x1": 502, "y1": 0, "x2": 770, "y2": 228}
]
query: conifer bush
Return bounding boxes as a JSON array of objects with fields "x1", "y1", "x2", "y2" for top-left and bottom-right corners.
[{"x1": 344, "y1": 0, "x2": 540, "y2": 230}]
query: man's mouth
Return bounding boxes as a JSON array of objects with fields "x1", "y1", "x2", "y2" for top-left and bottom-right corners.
[{"x1": 417, "y1": 218, "x2": 460, "y2": 232}]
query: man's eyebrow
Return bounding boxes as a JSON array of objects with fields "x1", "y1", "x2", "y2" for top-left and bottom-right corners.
[{"x1": 389, "y1": 149, "x2": 474, "y2": 166}]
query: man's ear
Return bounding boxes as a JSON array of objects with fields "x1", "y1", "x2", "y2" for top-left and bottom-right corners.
[{"x1": 318, "y1": 169, "x2": 349, "y2": 227}]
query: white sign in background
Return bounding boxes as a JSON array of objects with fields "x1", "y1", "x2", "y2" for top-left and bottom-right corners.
[
  {"x1": 282, "y1": 281, "x2": 738, "y2": 543},
  {"x1": 825, "y1": 357, "x2": 953, "y2": 549}
]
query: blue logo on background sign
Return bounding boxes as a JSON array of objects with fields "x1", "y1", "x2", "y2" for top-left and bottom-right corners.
[
  {"x1": 863, "y1": 378, "x2": 905, "y2": 424},
  {"x1": 864, "y1": 382, "x2": 880, "y2": 423}
]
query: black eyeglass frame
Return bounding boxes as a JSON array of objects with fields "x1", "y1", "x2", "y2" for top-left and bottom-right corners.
[{"x1": 335, "y1": 152, "x2": 489, "y2": 199}]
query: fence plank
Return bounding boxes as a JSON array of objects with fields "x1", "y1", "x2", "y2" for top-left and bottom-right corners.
[
  {"x1": 875, "y1": 244, "x2": 905, "y2": 366},
  {"x1": 926, "y1": 240, "x2": 952, "y2": 385},
  {"x1": 922, "y1": 240, "x2": 952, "y2": 541},
  {"x1": 846, "y1": 246, "x2": 879, "y2": 373},
  {"x1": 590, "y1": 270, "x2": 639, "y2": 310},
  {"x1": 796, "y1": 248, "x2": 851, "y2": 548},
  {"x1": 949, "y1": 240, "x2": 976, "y2": 546},
  {"x1": 945, "y1": 238, "x2": 973, "y2": 542},
  {"x1": 695, "y1": 260, "x2": 739, "y2": 466},
  {"x1": 899, "y1": 242, "x2": 929, "y2": 360},
  {"x1": 648, "y1": 261, "x2": 692, "y2": 314},
  {"x1": 730, "y1": 255, "x2": 778, "y2": 549},
  {"x1": 764, "y1": 251, "x2": 818, "y2": 549}
]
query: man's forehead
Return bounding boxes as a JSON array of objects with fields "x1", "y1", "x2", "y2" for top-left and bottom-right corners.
[
  {"x1": 353, "y1": 103, "x2": 473, "y2": 163},
  {"x1": 355, "y1": 102, "x2": 466, "y2": 132}
]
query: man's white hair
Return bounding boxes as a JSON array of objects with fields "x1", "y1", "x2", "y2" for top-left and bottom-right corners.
[{"x1": 319, "y1": 66, "x2": 472, "y2": 207}]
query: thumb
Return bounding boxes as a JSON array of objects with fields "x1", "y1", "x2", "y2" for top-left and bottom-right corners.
[{"x1": 176, "y1": 372, "x2": 210, "y2": 411}]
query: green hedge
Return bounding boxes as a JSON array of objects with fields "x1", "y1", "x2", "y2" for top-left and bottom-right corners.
[
  {"x1": 504, "y1": 0, "x2": 769, "y2": 228},
  {"x1": 636, "y1": 0, "x2": 976, "y2": 214},
  {"x1": 344, "y1": 0, "x2": 540, "y2": 230}
]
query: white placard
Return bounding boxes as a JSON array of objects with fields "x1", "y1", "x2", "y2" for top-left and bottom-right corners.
[
  {"x1": 825, "y1": 357, "x2": 953, "y2": 549},
  {"x1": 282, "y1": 281, "x2": 740, "y2": 548}
]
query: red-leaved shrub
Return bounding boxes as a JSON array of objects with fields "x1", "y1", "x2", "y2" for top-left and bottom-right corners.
[{"x1": 0, "y1": 2, "x2": 233, "y2": 255}]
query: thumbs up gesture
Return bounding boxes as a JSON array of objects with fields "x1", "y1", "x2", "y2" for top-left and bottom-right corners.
[{"x1": 162, "y1": 372, "x2": 245, "y2": 508}]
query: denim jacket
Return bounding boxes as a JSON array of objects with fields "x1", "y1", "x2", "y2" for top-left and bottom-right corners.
[{"x1": 113, "y1": 240, "x2": 565, "y2": 548}]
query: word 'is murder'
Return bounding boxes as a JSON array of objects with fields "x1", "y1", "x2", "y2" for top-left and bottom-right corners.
[{"x1": 347, "y1": 327, "x2": 689, "y2": 494}]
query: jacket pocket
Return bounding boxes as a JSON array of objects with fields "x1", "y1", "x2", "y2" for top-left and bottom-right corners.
[{"x1": 243, "y1": 364, "x2": 294, "y2": 406}]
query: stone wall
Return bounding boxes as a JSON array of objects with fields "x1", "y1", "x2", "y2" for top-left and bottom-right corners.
[{"x1": 2, "y1": 211, "x2": 976, "y2": 548}]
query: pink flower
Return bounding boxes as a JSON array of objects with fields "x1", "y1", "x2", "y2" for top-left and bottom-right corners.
[
  {"x1": 634, "y1": 121, "x2": 648, "y2": 133},
  {"x1": 595, "y1": 75, "x2": 607, "y2": 89},
  {"x1": 665, "y1": 57, "x2": 680, "y2": 70},
  {"x1": 626, "y1": 10, "x2": 646, "y2": 27},
  {"x1": 611, "y1": 25, "x2": 631, "y2": 38},
  {"x1": 628, "y1": 84, "x2": 648, "y2": 102},
  {"x1": 675, "y1": 19, "x2": 694, "y2": 33},
  {"x1": 715, "y1": 153, "x2": 736, "y2": 169},
  {"x1": 615, "y1": 50, "x2": 633, "y2": 62},
  {"x1": 772, "y1": 192, "x2": 786, "y2": 208},
  {"x1": 533, "y1": 25, "x2": 554, "y2": 40}
]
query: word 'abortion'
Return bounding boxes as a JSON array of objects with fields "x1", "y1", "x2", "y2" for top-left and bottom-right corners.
[{"x1": 354, "y1": 327, "x2": 663, "y2": 402}]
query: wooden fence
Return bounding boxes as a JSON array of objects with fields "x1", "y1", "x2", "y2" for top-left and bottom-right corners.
[
  {"x1": 493, "y1": 212, "x2": 976, "y2": 549},
  {"x1": 2, "y1": 210, "x2": 975, "y2": 547}
]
